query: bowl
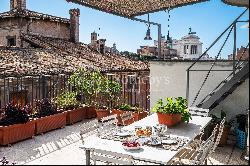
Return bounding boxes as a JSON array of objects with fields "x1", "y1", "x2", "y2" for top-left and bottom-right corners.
[{"x1": 122, "y1": 145, "x2": 142, "y2": 151}]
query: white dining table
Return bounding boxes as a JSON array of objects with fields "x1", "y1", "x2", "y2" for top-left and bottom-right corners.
[{"x1": 81, "y1": 113, "x2": 212, "y2": 165}]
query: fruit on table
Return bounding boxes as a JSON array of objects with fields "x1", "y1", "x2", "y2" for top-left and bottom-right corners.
[
  {"x1": 122, "y1": 141, "x2": 140, "y2": 147},
  {"x1": 136, "y1": 129, "x2": 152, "y2": 137}
]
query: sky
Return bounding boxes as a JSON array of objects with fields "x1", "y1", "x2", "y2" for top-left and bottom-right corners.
[{"x1": 0, "y1": 0, "x2": 249, "y2": 58}]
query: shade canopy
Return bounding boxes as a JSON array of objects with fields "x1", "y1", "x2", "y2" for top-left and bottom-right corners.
[
  {"x1": 66, "y1": 0, "x2": 208, "y2": 17},
  {"x1": 223, "y1": 0, "x2": 249, "y2": 7}
]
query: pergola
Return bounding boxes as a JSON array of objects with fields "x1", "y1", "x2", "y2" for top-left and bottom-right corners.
[{"x1": 66, "y1": 0, "x2": 208, "y2": 18}]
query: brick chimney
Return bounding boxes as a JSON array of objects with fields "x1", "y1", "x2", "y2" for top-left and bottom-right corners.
[
  {"x1": 69, "y1": 8, "x2": 80, "y2": 43},
  {"x1": 10, "y1": 0, "x2": 26, "y2": 10}
]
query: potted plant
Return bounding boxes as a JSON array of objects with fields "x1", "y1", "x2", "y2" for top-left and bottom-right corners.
[
  {"x1": 55, "y1": 91, "x2": 85, "y2": 125},
  {"x1": 152, "y1": 97, "x2": 192, "y2": 127},
  {"x1": 0, "y1": 103, "x2": 35, "y2": 146},
  {"x1": 32, "y1": 99, "x2": 67, "y2": 135},
  {"x1": 69, "y1": 69, "x2": 99, "y2": 119}
]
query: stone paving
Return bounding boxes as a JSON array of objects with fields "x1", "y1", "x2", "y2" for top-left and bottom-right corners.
[{"x1": 0, "y1": 120, "x2": 248, "y2": 165}]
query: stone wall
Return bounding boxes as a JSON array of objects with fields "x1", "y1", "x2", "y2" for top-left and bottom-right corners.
[
  {"x1": 0, "y1": 17, "x2": 71, "y2": 47},
  {"x1": 28, "y1": 19, "x2": 70, "y2": 39}
]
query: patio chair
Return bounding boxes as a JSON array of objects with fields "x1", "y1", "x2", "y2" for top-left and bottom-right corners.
[
  {"x1": 80, "y1": 119, "x2": 100, "y2": 145},
  {"x1": 168, "y1": 128, "x2": 216, "y2": 165},
  {"x1": 120, "y1": 112, "x2": 135, "y2": 126},
  {"x1": 211, "y1": 117, "x2": 226, "y2": 152},
  {"x1": 189, "y1": 107, "x2": 209, "y2": 117},
  {"x1": 101, "y1": 114, "x2": 119, "y2": 127},
  {"x1": 91, "y1": 149, "x2": 134, "y2": 165}
]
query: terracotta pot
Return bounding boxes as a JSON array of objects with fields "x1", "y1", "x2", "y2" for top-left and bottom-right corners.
[
  {"x1": 85, "y1": 106, "x2": 97, "y2": 119},
  {"x1": 96, "y1": 109, "x2": 111, "y2": 121},
  {"x1": 34, "y1": 112, "x2": 67, "y2": 135},
  {"x1": 66, "y1": 107, "x2": 85, "y2": 125},
  {"x1": 219, "y1": 126, "x2": 230, "y2": 145},
  {"x1": 157, "y1": 113, "x2": 182, "y2": 127},
  {"x1": 0, "y1": 121, "x2": 35, "y2": 146},
  {"x1": 133, "y1": 111, "x2": 148, "y2": 121},
  {"x1": 111, "y1": 109, "x2": 125, "y2": 125}
]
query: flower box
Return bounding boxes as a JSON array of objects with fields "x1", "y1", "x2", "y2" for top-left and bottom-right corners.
[
  {"x1": 34, "y1": 112, "x2": 67, "y2": 135},
  {"x1": 133, "y1": 111, "x2": 148, "y2": 121},
  {"x1": 85, "y1": 106, "x2": 97, "y2": 119},
  {"x1": 96, "y1": 109, "x2": 111, "y2": 121},
  {"x1": 111, "y1": 109, "x2": 124, "y2": 125},
  {"x1": 66, "y1": 107, "x2": 86, "y2": 125},
  {"x1": 0, "y1": 121, "x2": 35, "y2": 146}
]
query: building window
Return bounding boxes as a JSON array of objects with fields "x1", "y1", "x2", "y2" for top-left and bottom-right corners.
[
  {"x1": 7, "y1": 36, "x2": 16, "y2": 47},
  {"x1": 184, "y1": 45, "x2": 189, "y2": 54},
  {"x1": 191, "y1": 45, "x2": 197, "y2": 55}
]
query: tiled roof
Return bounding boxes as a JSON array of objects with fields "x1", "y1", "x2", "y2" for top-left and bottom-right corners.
[
  {"x1": 0, "y1": 34, "x2": 149, "y2": 77},
  {"x1": 0, "y1": 9, "x2": 70, "y2": 24}
]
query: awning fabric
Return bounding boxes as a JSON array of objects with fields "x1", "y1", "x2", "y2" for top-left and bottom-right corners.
[{"x1": 66, "y1": 0, "x2": 208, "y2": 17}]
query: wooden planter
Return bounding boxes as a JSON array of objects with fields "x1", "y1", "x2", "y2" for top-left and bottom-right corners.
[
  {"x1": 0, "y1": 121, "x2": 35, "y2": 146},
  {"x1": 34, "y1": 112, "x2": 67, "y2": 135},
  {"x1": 157, "y1": 113, "x2": 182, "y2": 127},
  {"x1": 133, "y1": 111, "x2": 148, "y2": 121},
  {"x1": 85, "y1": 106, "x2": 97, "y2": 119},
  {"x1": 66, "y1": 107, "x2": 86, "y2": 125},
  {"x1": 96, "y1": 109, "x2": 111, "y2": 121}
]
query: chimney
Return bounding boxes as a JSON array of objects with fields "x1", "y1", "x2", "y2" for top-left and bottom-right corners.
[
  {"x1": 10, "y1": 0, "x2": 26, "y2": 10},
  {"x1": 69, "y1": 8, "x2": 80, "y2": 43}
]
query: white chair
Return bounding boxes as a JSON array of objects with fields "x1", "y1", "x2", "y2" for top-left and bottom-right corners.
[
  {"x1": 189, "y1": 107, "x2": 209, "y2": 117},
  {"x1": 80, "y1": 119, "x2": 100, "y2": 144},
  {"x1": 168, "y1": 128, "x2": 216, "y2": 165},
  {"x1": 101, "y1": 114, "x2": 119, "y2": 127},
  {"x1": 120, "y1": 112, "x2": 135, "y2": 126},
  {"x1": 211, "y1": 117, "x2": 226, "y2": 152},
  {"x1": 91, "y1": 149, "x2": 134, "y2": 165}
]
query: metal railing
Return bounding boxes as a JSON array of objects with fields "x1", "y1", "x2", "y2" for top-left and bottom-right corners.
[
  {"x1": 186, "y1": 8, "x2": 249, "y2": 106},
  {"x1": 0, "y1": 72, "x2": 150, "y2": 111}
]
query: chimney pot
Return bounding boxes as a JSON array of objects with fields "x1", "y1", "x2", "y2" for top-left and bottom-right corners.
[
  {"x1": 10, "y1": 0, "x2": 26, "y2": 10},
  {"x1": 69, "y1": 8, "x2": 80, "y2": 43}
]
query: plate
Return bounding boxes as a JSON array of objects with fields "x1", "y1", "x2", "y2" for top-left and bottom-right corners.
[
  {"x1": 115, "y1": 131, "x2": 131, "y2": 137},
  {"x1": 148, "y1": 141, "x2": 162, "y2": 146},
  {"x1": 162, "y1": 139, "x2": 178, "y2": 145},
  {"x1": 123, "y1": 145, "x2": 142, "y2": 151}
]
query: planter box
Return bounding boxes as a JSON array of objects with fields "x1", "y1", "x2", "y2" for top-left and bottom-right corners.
[
  {"x1": 157, "y1": 113, "x2": 182, "y2": 127},
  {"x1": 66, "y1": 107, "x2": 86, "y2": 125},
  {"x1": 34, "y1": 112, "x2": 67, "y2": 135},
  {"x1": 111, "y1": 109, "x2": 124, "y2": 125},
  {"x1": 0, "y1": 121, "x2": 35, "y2": 146},
  {"x1": 96, "y1": 109, "x2": 111, "y2": 121},
  {"x1": 133, "y1": 111, "x2": 148, "y2": 121},
  {"x1": 85, "y1": 106, "x2": 97, "y2": 119}
]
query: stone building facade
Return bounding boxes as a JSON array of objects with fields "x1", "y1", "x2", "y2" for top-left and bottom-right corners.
[
  {"x1": 0, "y1": 0, "x2": 150, "y2": 111},
  {"x1": 0, "y1": 0, "x2": 81, "y2": 47},
  {"x1": 172, "y1": 29, "x2": 203, "y2": 60}
]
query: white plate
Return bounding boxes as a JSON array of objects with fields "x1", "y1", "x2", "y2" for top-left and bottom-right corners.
[
  {"x1": 162, "y1": 139, "x2": 178, "y2": 145},
  {"x1": 123, "y1": 145, "x2": 141, "y2": 151},
  {"x1": 115, "y1": 132, "x2": 131, "y2": 137}
]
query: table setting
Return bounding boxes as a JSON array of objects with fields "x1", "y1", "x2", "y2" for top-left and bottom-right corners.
[{"x1": 99, "y1": 124, "x2": 189, "y2": 151}]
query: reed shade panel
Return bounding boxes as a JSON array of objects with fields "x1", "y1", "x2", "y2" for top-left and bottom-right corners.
[
  {"x1": 66, "y1": 0, "x2": 208, "y2": 17},
  {"x1": 222, "y1": 0, "x2": 249, "y2": 7}
]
